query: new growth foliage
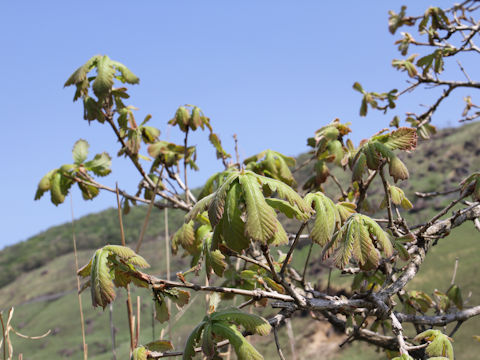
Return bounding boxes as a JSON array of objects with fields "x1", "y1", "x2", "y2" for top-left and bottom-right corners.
[{"x1": 35, "y1": 6, "x2": 480, "y2": 357}]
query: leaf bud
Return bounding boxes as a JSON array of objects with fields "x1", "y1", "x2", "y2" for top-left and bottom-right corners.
[
  {"x1": 175, "y1": 106, "x2": 190, "y2": 132},
  {"x1": 389, "y1": 156, "x2": 409, "y2": 182}
]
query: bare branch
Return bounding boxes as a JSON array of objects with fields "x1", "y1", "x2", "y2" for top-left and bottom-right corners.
[{"x1": 395, "y1": 305, "x2": 480, "y2": 326}]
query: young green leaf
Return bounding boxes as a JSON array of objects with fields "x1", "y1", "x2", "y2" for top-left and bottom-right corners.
[
  {"x1": 239, "y1": 174, "x2": 277, "y2": 243},
  {"x1": 172, "y1": 221, "x2": 196, "y2": 255},
  {"x1": 210, "y1": 322, "x2": 264, "y2": 360},
  {"x1": 183, "y1": 322, "x2": 206, "y2": 360},
  {"x1": 328, "y1": 214, "x2": 392, "y2": 270},
  {"x1": 201, "y1": 322, "x2": 216, "y2": 358},
  {"x1": 50, "y1": 172, "x2": 66, "y2": 205},
  {"x1": 223, "y1": 182, "x2": 250, "y2": 252},
  {"x1": 336, "y1": 202, "x2": 356, "y2": 222},
  {"x1": 257, "y1": 173, "x2": 311, "y2": 214},
  {"x1": 210, "y1": 307, "x2": 272, "y2": 336},
  {"x1": 389, "y1": 156, "x2": 409, "y2": 182},
  {"x1": 92, "y1": 55, "x2": 116, "y2": 100},
  {"x1": 164, "y1": 288, "x2": 191, "y2": 307},
  {"x1": 110, "y1": 60, "x2": 140, "y2": 84},
  {"x1": 132, "y1": 346, "x2": 147, "y2": 360},
  {"x1": 84, "y1": 152, "x2": 112, "y2": 177},
  {"x1": 72, "y1": 139, "x2": 89, "y2": 164},
  {"x1": 446, "y1": 285, "x2": 463, "y2": 310},
  {"x1": 144, "y1": 340, "x2": 174, "y2": 352},
  {"x1": 204, "y1": 236, "x2": 227, "y2": 278},
  {"x1": 304, "y1": 192, "x2": 340, "y2": 246},
  {"x1": 154, "y1": 294, "x2": 170, "y2": 323},
  {"x1": 265, "y1": 198, "x2": 308, "y2": 221},
  {"x1": 207, "y1": 172, "x2": 240, "y2": 226},
  {"x1": 391, "y1": 355, "x2": 414, "y2": 360},
  {"x1": 90, "y1": 248, "x2": 115, "y2": 308},
  {"x1": 34, "y1": 170, "x2": 55, "y2": 200},
  {"x1": 414, "y1": 330, "x2": 454, "y2": 360}
]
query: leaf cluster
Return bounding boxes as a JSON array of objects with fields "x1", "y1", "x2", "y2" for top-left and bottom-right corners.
[
  {"x1": 77, "y1": 245, "x2": 149, "y2": 308},
  {"x1": 353, "y1": 82, "x2": 398, "y2": 117},
  {"x1": 186, "y1": 170, "x2": 311, "y2": 249},
  {"x1": 167, "y1": 105, "x2": 231, "y2": 162},
  {"x1": 244, "y1": 150, "x2": 296, "y2": 186},
  {"x1": 153, "y1": 287, "x2": 191, "y2": 323},
  {"x1": 324, "y1": 214, "x2": 393, "y2": 270},
  {"x1": 64, "y1": 55, "x2": 139, "y2": 123},
  {"x1": 303, "y1": 119, "x2": 351, "y2": 190},
  {"x1": 183, "y1": 307, "x2": 271, "y2": 360},
  {"x1": 380, "y1": 185, "x2": 413, "y2": 210},
  {"x1": 350, "y1": 127, "x2": 417, "y2": 183},
  {"x1": 414, "y1": 329, "x2": 454, "y2": 360},
  {"x1": 35, "y1": 139, "x2": 111, "y2": 205},
  {"x1": 460, "y1": 172, "x2": 480, "y2": 201},
  {"x1": 132, "y1": 341, "x2": 174, "y2": 360}
]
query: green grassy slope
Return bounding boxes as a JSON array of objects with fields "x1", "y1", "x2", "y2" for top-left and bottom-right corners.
[
  {"x1": 0, "y1": 204, "x2": 184, "y2": 288},
  {"x1": 1, "y1": 122, "x2": 480, "y2": 359}
]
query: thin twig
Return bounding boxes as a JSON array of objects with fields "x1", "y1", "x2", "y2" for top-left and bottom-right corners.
[
  {"x1": 357, "y1": 170, "x2": 378, "y2": 210},
  {"x1": 418, "y1": 193, "x2": 468, "y2": 234},
  {"x1": 285, "y1": 318, "x2": 297, "y2": 360},
  {"x1": 164, "y1": 201, "x2": 172, "y2": 339},
  {"x1": 330, "y1": 174, "x2": 347, "y2": 198},
  {"x1": 450, "y1": 257, "x2": 459, "y2": 285},
  {"x1": 449, "y1": 320, "x2": 464, "y2": 337},
  {"x1": 457, "y1": 59, "x2": 473, "y2": 82},
  {"x1": 226, "y1": 251, "x2": 271, "y2": 273},
  {"x1": 135, "y1": 175, "x2": 163, "y2": 253},
  {"x1": 273, "y1": 326, "x2": 286, "y2": 360},
  {"x1": 116, "y1": 184, "x2": 126, "y2": 247},
  {"x1": 109, "y1": 304, "x2": 117, "y2": 360},
  {"x1": 379, "y1": 165, "x2": 394, "y2": 229},
  {"x1": 474, "y1": 218, "x2": 480, "y2": 232},
  {"x1": 415, "y1": 188, "x2": 460, "y2": 198},
  {"x1": 135, "y1": 296, "x2": 141, "y2": 348},
  {"x1": 70, "y1": 196, "x2": 88, "y2": 360},
  {"x1": 115, "y1": 186, "x2": 135, "y2": 355},
  {"x1": 301, "y1": 241, "x2": 314, "y2": 285},
  {"x1": 183, "y1": 127, "x2": 190, "y2": 206},
  {"x1": 280, "y1": 222, "x2": 308, "y2": 277},
  {"x1": 233, "y1": 134, "x2": 240, "y2": 167},
  {"x1": 0, "y1": 313, "x2": 6, "y2": 360}
]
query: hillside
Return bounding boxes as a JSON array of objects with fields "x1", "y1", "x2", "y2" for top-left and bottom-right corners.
[{"x1": 1, "y1": 121, "x2": 480, "y2": 359}]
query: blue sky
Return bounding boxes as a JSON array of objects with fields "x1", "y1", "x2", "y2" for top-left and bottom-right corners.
[{"x1": 0, "y1": 0, "x2": 470, "y2": 248}]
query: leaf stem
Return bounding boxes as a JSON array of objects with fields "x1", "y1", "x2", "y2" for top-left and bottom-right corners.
[{"x1": 280, "y1": 222, "x2": 307, "y2": 277}]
